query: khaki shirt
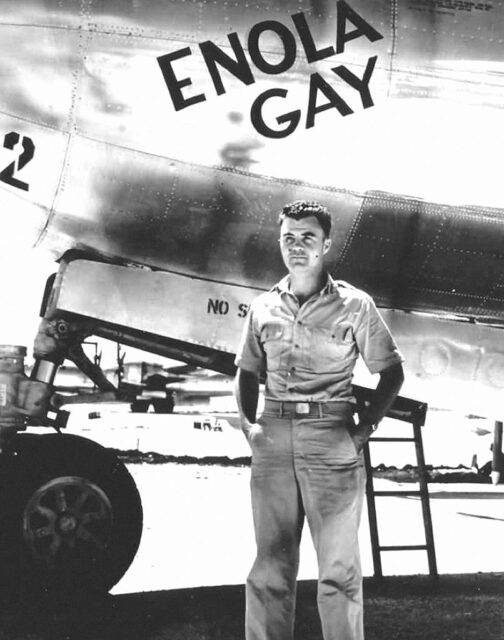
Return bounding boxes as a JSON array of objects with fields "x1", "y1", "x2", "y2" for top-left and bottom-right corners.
[{"x1": 235, "y1": 275, "x2": 403, "y2": 402}]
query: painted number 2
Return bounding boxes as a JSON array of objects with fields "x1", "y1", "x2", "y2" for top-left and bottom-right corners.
[{"x1": 0, "y1": 131, "x2": 35, "y2": 191}]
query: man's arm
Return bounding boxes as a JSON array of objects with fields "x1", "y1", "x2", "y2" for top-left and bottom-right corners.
[
  {"x1": 352, "y1": 362, "x2": 405, "y2": 452},
  {"x1": 234, "y1": 367, "x2": 260, "y2": 437}
]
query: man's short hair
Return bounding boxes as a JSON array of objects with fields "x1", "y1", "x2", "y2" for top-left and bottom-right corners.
[{"x1": 278, "y1": 200, "x2": 332, "y2": 237}]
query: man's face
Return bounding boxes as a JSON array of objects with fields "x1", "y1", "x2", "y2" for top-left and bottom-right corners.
[{"x1": 279, "y1": 215, "x2": 331, "y2": 275}]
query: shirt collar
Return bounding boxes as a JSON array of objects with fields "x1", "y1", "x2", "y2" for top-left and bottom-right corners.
[{"x1": 272, "y1": 273, "x2": 337, "y2": 297}]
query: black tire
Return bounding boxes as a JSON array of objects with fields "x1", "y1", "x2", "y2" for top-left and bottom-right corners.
[
  {"x1": 152, "y1": 398, "x2": 174, "y2": 414},
  {"x1": 130, "y1": 399, "x2": 150, "y2": 413},
  {"x1": 0, "y1": 433, "x2": 142, "y2": 598}
]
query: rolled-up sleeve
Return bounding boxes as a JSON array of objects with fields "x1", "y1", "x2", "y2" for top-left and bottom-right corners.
[
  {"x1": 234, "y1": 302, "x2": 265, "y2": 374},
  {"x1": 354, "y1": 296, "x2": 404, "y2": 374}
]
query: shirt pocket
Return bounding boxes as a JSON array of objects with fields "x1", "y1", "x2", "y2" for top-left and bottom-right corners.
[
  {"x1": 310, "y1": 323, "x2": 355, "y2": 372},
  {"x1": 261, "y1": 322, "x2": 286, "y2": 370}
]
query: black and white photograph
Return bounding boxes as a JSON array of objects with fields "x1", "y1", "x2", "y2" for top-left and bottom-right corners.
[{"x1": 0, "y1": 1, "x2": 503, "y2": 638}]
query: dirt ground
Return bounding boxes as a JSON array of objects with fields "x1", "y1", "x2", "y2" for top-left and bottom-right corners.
[{"x1": 0, "y1": 573, "x2": 502, "y2": 640}]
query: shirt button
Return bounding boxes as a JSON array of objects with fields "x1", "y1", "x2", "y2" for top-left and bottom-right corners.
[{"x1": 294, "y1": 344, "x2": 300, "y2": 349}]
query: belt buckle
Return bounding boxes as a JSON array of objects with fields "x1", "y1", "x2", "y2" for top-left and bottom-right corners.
[{"x1": 295, "y1": 402, "x2": 310, "y2": 415}]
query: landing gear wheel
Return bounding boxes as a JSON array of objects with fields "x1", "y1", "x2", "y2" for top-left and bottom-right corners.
[
  {"x1": 130, "y1": 399, "x2": 150, "y2": 413},
  {"x1": 22, "y1": 476, "x2": 114, "y2": 570},
  {"x1": 153, "y1": 398, "x2": 174, "y2": 414},
  {"x1": 0, "y1": 433, "x2": 143, "y2": 599}
]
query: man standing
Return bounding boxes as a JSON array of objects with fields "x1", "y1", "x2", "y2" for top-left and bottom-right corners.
[{"x1": 234, "y1": 200, "x2": 404, "y2": 640}]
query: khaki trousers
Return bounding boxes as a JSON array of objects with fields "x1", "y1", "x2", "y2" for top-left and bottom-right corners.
[{"x1": 246, "y1": 405, "x2": 366, "y2": 640}]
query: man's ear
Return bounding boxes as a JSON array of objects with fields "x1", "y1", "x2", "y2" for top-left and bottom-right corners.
[{"x1": 323, "y1": 237, "x2": 332, "y2": 254}]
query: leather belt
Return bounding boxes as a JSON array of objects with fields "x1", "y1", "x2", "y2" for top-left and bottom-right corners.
[{"x1": 263, "y1": 399, "x2": 352, "y2": 418}]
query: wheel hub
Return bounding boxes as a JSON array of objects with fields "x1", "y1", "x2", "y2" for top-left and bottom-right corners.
[
  {"x1": 56, "y1": 513, "x2": 78, "y2": 535},
  {"x1": 22, "y1": 476, "x2": 113, "y2": 569}
]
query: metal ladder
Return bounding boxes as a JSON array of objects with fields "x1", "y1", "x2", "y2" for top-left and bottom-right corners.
[{"x1": 353, "y1": 385, "x2": 438, "y2": 579}]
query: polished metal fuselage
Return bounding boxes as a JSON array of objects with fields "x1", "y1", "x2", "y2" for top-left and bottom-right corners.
[
  {"x1": 2, "y1": 0, "x2": 504, "y2": 415},
  {"x1": 1, "y1": 0, "x2": 503, "y2": 323}
]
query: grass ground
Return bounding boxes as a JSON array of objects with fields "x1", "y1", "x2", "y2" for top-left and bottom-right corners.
[{"x1": 0, "y1": 573, "x2": 502, "y2": 639}]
